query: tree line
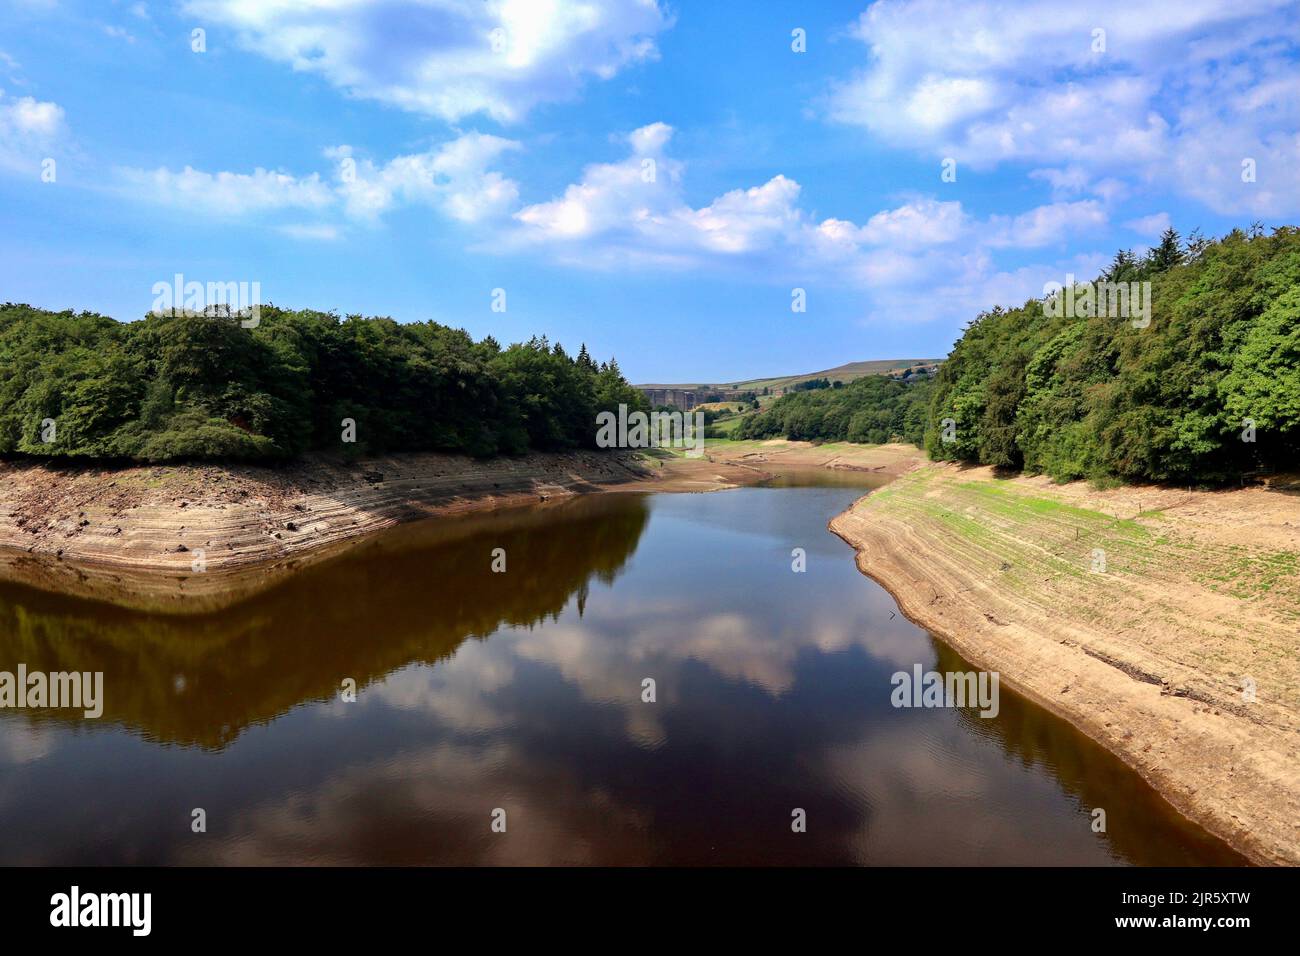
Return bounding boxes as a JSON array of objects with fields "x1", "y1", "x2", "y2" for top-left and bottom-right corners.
[
  {"x1": 731, "y1": 224, "x2": 1299, "y2": 485},
  {"x1": 926, "y1": 225, "x2": 1300, "y2": 483},
  {"x1": 0, "y1": 304, "x2": 647, "y2": 461},
  {"x1": 736, "y1": 373, "x2": 933, "y2": 446},
  {"x1": 7, "y1": 223, "x2": 1295, "y2": 481}
]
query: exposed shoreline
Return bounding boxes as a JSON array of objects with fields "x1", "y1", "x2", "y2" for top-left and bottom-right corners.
[
  {"x1": 2, "y1": 440, "x2": 1289, "y2": 864},
  {"x1": 0, "y1": 448, "x2": 770, "y2": 612},
  {"x1": 0, "y1": 440, "x2": 923, "y2": 613},
  {"x1": 830, "y1": 462, "x2": 1300, "y2": 866}
]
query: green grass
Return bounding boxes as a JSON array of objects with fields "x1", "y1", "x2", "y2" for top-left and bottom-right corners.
[
  {"x1": 637, "y1": 359, "x2": 941, "y2": 397},
  {"x1": 1198, "y1": 549, "x2": 1300, "y2": 599},
  {"x1": 869, "y1": 467, "x2": 1300, "y2": 614},
  {"x1": 709, "y1": 416, "x2": 746, "y2": 436}
]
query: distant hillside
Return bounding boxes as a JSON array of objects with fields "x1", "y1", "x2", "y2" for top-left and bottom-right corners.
[
  {"x1": 730, "y1": 359, "x2": 943, "y2": 392},
  {"x1": 638, "y1": 359, "x2": 942, "y2": 409}
]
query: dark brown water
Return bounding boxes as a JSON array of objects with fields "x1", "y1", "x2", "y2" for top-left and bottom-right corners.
[{"x1": 0, "y1": 473, "x2": 1245, "y2": 864}]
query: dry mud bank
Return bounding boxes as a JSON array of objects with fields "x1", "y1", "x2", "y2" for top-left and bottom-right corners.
[
  {"x1": 830, "y1": 462, "x2": 1300, "y2": 865},
  {"x1": 0, "y1": 440, "x2": 921, "y2": 611},
  {"x1": 0, "y1": 449, "x2": 762, "y2": 612},
  {"x1": 703, "y1": 438, "x2": 926, "y2": 477}
]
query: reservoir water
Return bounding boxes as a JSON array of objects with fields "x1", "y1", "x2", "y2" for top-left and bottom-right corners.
[{"x1": 0, "y1": 472, "x2": 1245, "y2": 864}]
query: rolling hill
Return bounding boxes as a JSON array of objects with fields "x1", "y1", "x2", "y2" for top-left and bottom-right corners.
[{"x1": 637, "y1": 359, "x2": 942, "y2": 409}]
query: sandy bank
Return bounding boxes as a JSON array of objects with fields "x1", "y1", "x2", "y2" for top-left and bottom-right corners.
[
  {"x1": 830, "y1": 461, "x2": 1300, "y2": 865},
  {"x1": 0, "y1": 448, "x2": 766, "y2": 612},
  {"x1": 704, "y1": 438, "x2": 926, "y2": 476}
]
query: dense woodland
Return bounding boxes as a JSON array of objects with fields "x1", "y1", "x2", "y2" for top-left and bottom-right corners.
[
  {"x1": 926, "y1": 226, "x2": 1300, "y2": 483},
  {"x1": 741, "y1": 226, "x2": 1300, "y2": 484},
  {"x1": 4, "y1": 225, "x2": 1297, "y2": 482},
  {"x1": 736, "y1": 373, "x2": 933, "y2": 446},
  {"x1": 0, "y1": 304, "x2": 646, "y2": 461}
]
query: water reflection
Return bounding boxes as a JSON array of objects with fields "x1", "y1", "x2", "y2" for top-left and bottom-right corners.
[
  {"x1": 0, "y1": 480, "x2": 1245, "y2": 865},
  {"x1": 0, "y1": 496, "x2": 649, "y2": 749}
]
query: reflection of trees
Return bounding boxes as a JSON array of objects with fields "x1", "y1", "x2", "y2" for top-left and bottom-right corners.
[
  {"x1": 0, "y1": 495, "x2": 650, "y2": 750},
  {"x1": 933, "y1": 639, "x2": 1246, "y2": 865}
]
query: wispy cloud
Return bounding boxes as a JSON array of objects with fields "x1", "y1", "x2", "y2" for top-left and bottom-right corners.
[
  {"x1": 278, "y1": 222, "x2": 341, "y2": 241},
  {"x1": 1124, "y1": 211, "x2": 1172, "y2": 238},
  {"x1": 102, "y1": 24, "x2": 137, "y2": 44},
  {"x1": 115, "y1": 131, "x2": 522, "y2": 232},
  {"x1": 116, "y1": 164, "x2": 334, "y2": 216}
]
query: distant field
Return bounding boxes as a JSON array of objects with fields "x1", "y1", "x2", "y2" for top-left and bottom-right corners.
[
  {"x1": 730, "y1": 358, "x2": 939, "y2": 392},
  {"x1": 638, "y1": 358, "x2": 941, "y2": 395},
  {"x1": 709, "y1": 416, "x2": 746, "y2": 436}
]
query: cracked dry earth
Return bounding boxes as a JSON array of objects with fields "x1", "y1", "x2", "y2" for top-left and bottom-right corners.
[{"x1": 831, "y1": 462, "x2": 1300, "y2": 865}]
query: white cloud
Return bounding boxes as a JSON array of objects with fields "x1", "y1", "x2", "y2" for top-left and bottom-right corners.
[
  {"x1": 0, "y1": 88, "x2": 65, "y2": 173},
  {"x1": 4, "y1": 94, "x2": 61, "y2": 135},
  {"x1": 1029, "y1": 165, "x2": 1092, "y2": 197},
  {"x1": 627, "y1": 120, "x2": 672, "y2": 155},
  {"x1": 510, "y1": 122, "x2": 1108, "y2": 288},
  {"x1": 184, "y1": 0, "x2": 672, "y2": 122},
  {"x1": 1124, "y1": 212, "x2": 1172, "y2": 238},
  {"x1": 826, "y1": 0, "x2": 1300, "y2": 214},
  {"x1": 986, "y1": 200, "x2": 1109, "y2": 249},
  {"x1": 513, "y1": 123, "x2": 810, "y2": 264},
  {"x1": 500, "y1": 121, "x2": 1126, "y2": 329},
  {"x1": 511, "y1": 123, "x2": 695, "y2": 263},
  {"x1": 110, "y1": 116, "x2": 1118, "y2": 330},
  {"x1": 1028, "y1": 166, "x2": 1131, "y2": 208},
  {"x1": 858, "y1": 198, "x2": 969, "y2": 248},
  {"x1": 330, "y1": 133, "x2": 521, "y2": 222},
  {"x1": 102, "y1": 24, "x2": 137, "y2": 44},
  {"x1": 673, "y1": 175, "x2": 804, "y2": 255},
  {"x1": 116, "y1": 132, "x2": 518, "y2": 228},
  {"x1": 117, "y1": 164, "x2": 334, "y2": 216},
  {"x1": 511, "y1": 127, "x2": 814, "y2": 272},
  {"x1": 278, "y1": 222, "x2": 341, "y2": 241}
]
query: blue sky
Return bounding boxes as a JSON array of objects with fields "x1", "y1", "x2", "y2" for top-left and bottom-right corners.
[{"x1": 1, "y1": 0, "x2": 1297, "y2": 382}]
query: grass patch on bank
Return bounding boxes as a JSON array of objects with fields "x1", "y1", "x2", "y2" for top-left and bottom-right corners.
[{"x1": 863, "y1": 464, "x2": 1300, "y2": 616}]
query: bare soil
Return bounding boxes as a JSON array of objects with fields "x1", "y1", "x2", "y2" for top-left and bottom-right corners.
[
  {"x1": 830, "y1": 461, "x2": 1300, "y2": 865},
  {"x1": 0, "y1": 448, "x2": 764, "y2": 611}
]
